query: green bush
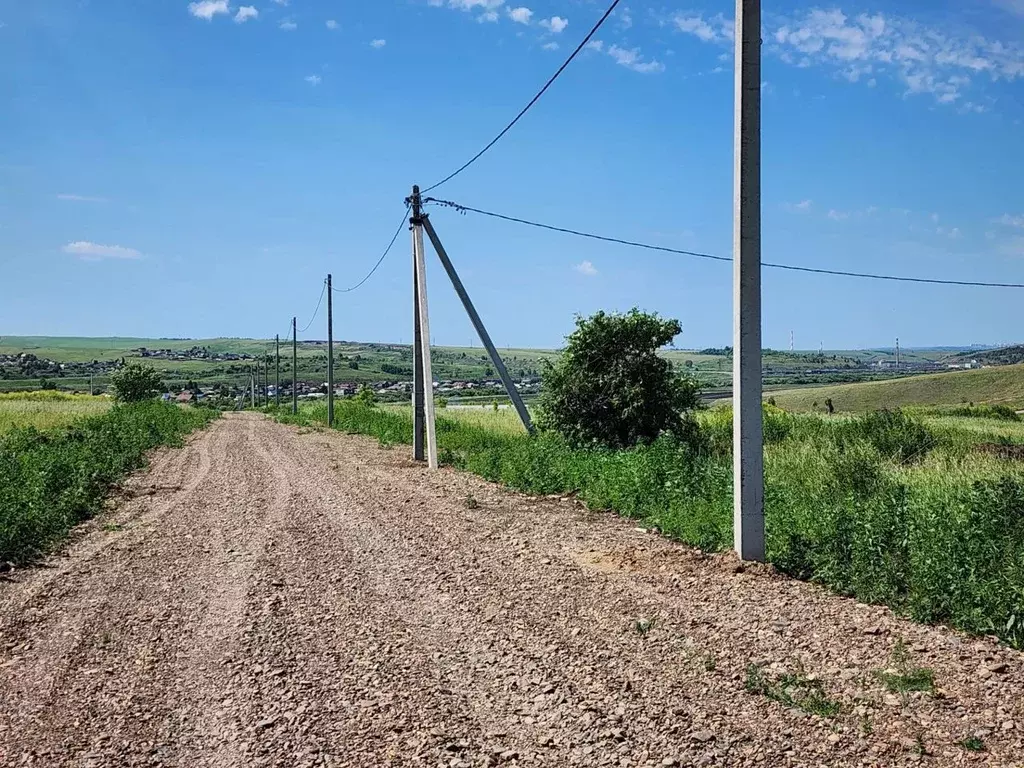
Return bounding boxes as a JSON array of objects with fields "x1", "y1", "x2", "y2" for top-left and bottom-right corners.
[
  {"x1": 109, "y1": 362, "x2": 164, "y2": 403},
  {"x1": 537, "y1": 309, "x2": 701, "y2": 449},
  {"x1": 0, "y1": 401, "x2": 217, "y2": 563}
]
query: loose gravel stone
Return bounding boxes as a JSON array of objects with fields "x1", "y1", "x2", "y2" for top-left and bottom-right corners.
[{"x1": 1, "y1": 413, "x2": 1023, "y2": 766}]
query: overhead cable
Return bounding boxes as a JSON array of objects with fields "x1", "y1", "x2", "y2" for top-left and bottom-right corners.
[
  {"x1": 332, "y1": 205, "x2": 411, "y2": 293},
  {"x1": 422, "y1": 0, "x2": 623, "y2": 194},
  {"x1": 297, "y1": 281, "x2": 327, "y2": 334},
  {"x1": 425, "y1": 197, "x2": 1024, "y2": 289}
]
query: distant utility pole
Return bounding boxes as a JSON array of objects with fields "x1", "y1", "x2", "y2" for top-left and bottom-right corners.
[
  {"x1": 790, "y1": 330, "x2": 794, "y2": 353},
  {"x1": 276, "y1": 335, "x2": 281, "y2": 408},
  {"x1": 896, "y1": 337, "x2": 901, "y2": 369},
  {"x1": 250, "y1": 365, "x2": 256, "y2": 408},
  {"x1": 292, "y1": 317, "x2": 298, "y2": 415},
  {"x1": 732, "y1": 0, "x2": 764, "y2": 562},
  {"x1": 327, "y1": 274, "x2": 335, "y2": 428}
]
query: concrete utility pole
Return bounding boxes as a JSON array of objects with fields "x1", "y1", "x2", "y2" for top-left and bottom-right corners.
[
  {"x1": 732, "y1": 0, "x2": 765, "y2": 562},
  {"x1": 275, "y1": 335, "x2": 281, "y2": 408},
  {"x1": 896, "y1": 337, "x2": 901, "y2": 369},
  {"x1": 327, "y1": 274, "x2": 335, "y2": 428},
  {"x1": 411, "y1": 186, "x2": 438, "y2": 469},
  {"x1": 250, "y1": 366, "x2": 256, "y2": 408},
  {"x1": 292, "y1": 317, "x2": 298, "y2": 415},
  {"x1": 411, "y1": 189, "x2": 426, "y2": 462}
]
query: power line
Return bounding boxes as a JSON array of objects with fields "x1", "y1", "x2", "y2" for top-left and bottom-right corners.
[
  {"x1": 332, "y1": 206, "x2": 411, "y2": 294},
  {"x1": 422, "y1": 0, "x2": 623, "y2": 194},
  {"x1": 425, "y1": 198, "x2": 1024, "y2": 289},
  {"x1": 297, "y1": 280, "x2": 327, "y2": 334}
]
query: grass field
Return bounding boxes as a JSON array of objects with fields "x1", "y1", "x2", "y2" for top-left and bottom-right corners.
[
  {"x1": 277, "y1": 400, "x2": 1024, "y2": 648},
  {"x1": 771, "y1": 364, "x2": 1024, "y2": 412},
  {"x1": 0, "y1": 391, "x2": 111, "y2": 432}
]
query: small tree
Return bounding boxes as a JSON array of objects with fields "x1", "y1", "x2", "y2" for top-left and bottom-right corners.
[
  {"x1": 110, "y1": 362, "x2": 163, "y2": 403},
  {"x1": 538, "y1": 309, "x2": 700, "y2": 449},
  {"x1": 355, "y1": 386, "x2": 376, "y2": 407}
]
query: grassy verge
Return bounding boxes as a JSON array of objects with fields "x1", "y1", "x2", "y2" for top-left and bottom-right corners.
[
  {"x1": 274, "y1": 401, "x2": 1024, "y2": 648},
  {"x1": 0, "y1": 391, "x2": 112, "y2": 432},
  {"x1": 0, "y1": 401, "x2": 218, "y2": 563}
]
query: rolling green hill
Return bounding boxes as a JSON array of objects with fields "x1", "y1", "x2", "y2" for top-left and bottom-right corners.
[{"x1": 771, "y1": 364, "x2": 1024, "y2": 412}]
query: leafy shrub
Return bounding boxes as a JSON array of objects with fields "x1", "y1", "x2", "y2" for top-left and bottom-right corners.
[
  {"x1": 537, "y1": 309, "x2": 701, "y2": 449},
  {"x1": 0, "y1": 401, "x2": 216, "y2": 563},
  {"x1": 851, "y1": 410, "x2": 936, "y2": 463},
  {"x1": 110, "y1": 362, "x2": 163, "y2": 403}
]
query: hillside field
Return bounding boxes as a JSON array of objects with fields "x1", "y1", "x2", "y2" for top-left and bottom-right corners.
[{"x1": 771, "y1": 364, "x2": 1024, "y2": 412}]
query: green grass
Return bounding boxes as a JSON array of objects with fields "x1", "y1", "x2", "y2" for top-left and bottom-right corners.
[
  {"x1": 771, "y1": 364, "x2": 1024, "y2": 412},
  {"x1": 275, "y1": 400, "x2": 1024, "y2": 648},
  {"x1": 0, "y1": 391, "x2": 112, "y2": 432},
  {"x1": 0, "y1": 401, "x2": 217, "y2": 563},
  {"x1": 745, "y1": 663, "x2": 841, "y2": 717}
]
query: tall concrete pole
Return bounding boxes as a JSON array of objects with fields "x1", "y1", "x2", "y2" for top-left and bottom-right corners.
[
  {"x1": 732, "y1": 0, "x2": 765, "y2": 562},
  {"x1": 292, "y1": 317, "x2": 298, "y2": 415},
  {"x1": 411, "y1": 189, "x2": 426, "y2": 462},
  {"x1": 411, "y1": 186, "x2": 438, "y2": 469},
  {"x1": 275, "y1": 335, "x2": 281, "y2": 408},
  {"x1": 327, "y1": 274, "x2": 335, "y2": 428}
]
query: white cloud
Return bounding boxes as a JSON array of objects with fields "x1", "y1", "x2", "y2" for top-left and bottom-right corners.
[
  {"x1": 188, "y1": 1, "x2": 229, "y2": 21},
  {"x1": 507, "y1": 6, "x2": 532, "y2": 24},
  {"x1": 539, "y1": 15, "x2": 568, "y2": 34},
  {"x1": 575, "y1": 260, "x2": 598, "y2": 276},
  {"x1": 784, "y1": 199, "x2": 813, "y2": 213},
  {"x1": 305, "y1": 75, "x2": 322, "y2": 85},
  {"x1": 585, "y1": 40, "x2": 604, "y2": 52},
  {"x1": 56, "y1": 194, "x2": 107, "y2": 203},
  {"x1": 279, "y1": 19, "x2": 297, "y2": 30},
  {"x1": 619, "y1": 7, "x2": 632, "y2": 30},
  {"x1": 542, "y1": 41, "x2": 559, "y2": 51},
  {"x1": 673, "y1": 7, "x2": 1024, "y2": 109},
  {"x1": 370, "y1": 38, "x2": 387, "y2": 48},
  {"x1": 995, "y1": 213, "x2": 1024, "y2": 229},
  {"x1": 234, "y1": 6, "x2": 258, "y2": 23},
  {"x1": 272, "y1": 0, "x2": 288, "y2": 4},
  {"x1": 827, "y1": 209, "x2": 849, "y2": 221},
  {"x1": 326, "y1": 19, "x2": 338, "y2": 30},
  {"x1": 605, "y1": 44, "x2": 665, "y2": 74},
  {"x1": 63, "y1": 241, "x2": 142, "y2": 261}
]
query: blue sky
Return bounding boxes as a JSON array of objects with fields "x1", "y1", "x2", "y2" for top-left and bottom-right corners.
[{"x1": 1, "y1": 0, "x2": 1022, "y2": 349}]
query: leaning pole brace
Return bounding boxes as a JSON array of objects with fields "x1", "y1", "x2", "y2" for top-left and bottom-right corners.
[
  {"x1": 410, "y1": 186, "x2": 439, "y2": 469},
  {"x1": 732, "y1": 0, "x2": 765, "y2": 562},
  {"x1": 420, "y1": 215, "x2": 535, "y2": 435}
]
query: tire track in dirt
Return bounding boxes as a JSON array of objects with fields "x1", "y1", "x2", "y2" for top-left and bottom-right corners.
[{"x1": 3, "y1": 414, "x2": 1024, "y2": 768}]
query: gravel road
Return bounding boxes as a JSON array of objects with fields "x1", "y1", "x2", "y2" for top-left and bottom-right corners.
[{"x1": 2, "y1": 412, "x2": 1023, "y2": 767}]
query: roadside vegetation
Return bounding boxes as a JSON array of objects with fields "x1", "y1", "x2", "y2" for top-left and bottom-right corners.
[
  {"x1": 0, "y1": 397, "x2": 217, "y2": 564},
  {"x1": 272, "y1": 310, "x2": 1024, "y2": 649},
  {"x1": 0, "y1": 391, "x2": 111, "y2": 432}
]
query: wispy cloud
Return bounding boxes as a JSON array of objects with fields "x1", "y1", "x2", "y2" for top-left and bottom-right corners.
[
  {"x1": 304, "y1": 75, "x2": 322, "y2": 85},
  {"x1": 370, "y1": 38, "x2": 387, "y2": 48},
  {"x1": 783, "y1": 199, "x2": 813, "y2": 213},
  {"x1": 542, "y1": 41, "x2": 559, "y2": 51},
  {"x1": 575, "y1": 260, "x2": 598, "y2": 276},
  {"x1": 326, "y1": 19, "x2": 338, "y2": 30},
  {"x1": 188, "y1": 0, "x2": 229, "y2": 21},
  {"x1": 672, "y1": 7, "x2": 1023, "y2": 109},
  {"x1": 57, "y1": 194, "x2": 107, "y2": 203},
  {"x1": 272, "y1": 0, "x2": 288, "y2": 5},
  {"x1": 63, "y1": 241, "x2": 142, "y2": 261},
  {"x1": 995, "y1": 213, "x2": 1024, "y2": 229},
  {"x1": 279, "y1": 19, "x2": 297, "y2": 31},
  {"x1": 539, "y1": 15, "x2": 568, "y2": 34},
  {"x1": 234, "y1": 6, "x2": 258, "y2": 23},
  {"x1": 587, "y1": 40, "x2": 664, "y2": 73},
  {"x1": 827, "y1": 209, "x2": 850, "y2": 221},
  {"x1": 507, "y1": 6, "x2": 532, "y2": 24}
]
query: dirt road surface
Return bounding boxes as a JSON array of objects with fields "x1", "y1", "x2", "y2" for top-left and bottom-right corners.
[{"x1": 2, "y1": 413, "x2": 1023, "y2": 767}]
